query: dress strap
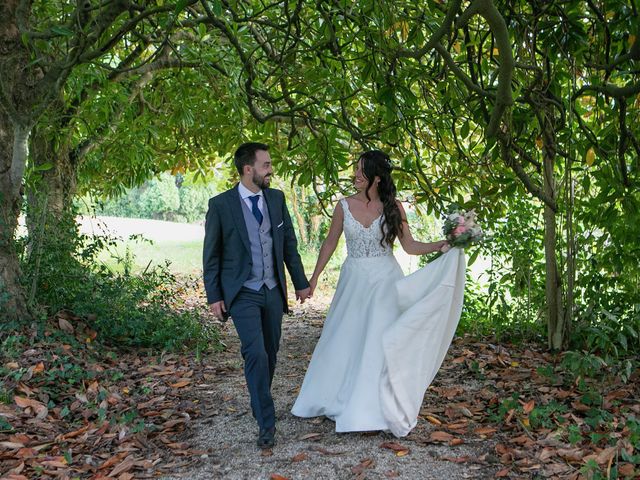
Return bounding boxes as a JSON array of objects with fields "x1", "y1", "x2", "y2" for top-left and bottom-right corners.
[{"x1": 340, "y1": 198, "x2": 352, "y2": 218}]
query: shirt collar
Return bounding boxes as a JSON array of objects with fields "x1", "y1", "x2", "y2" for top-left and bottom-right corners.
[{"x1": 238, "y1": 181, "x2": 262, "y2": 200}]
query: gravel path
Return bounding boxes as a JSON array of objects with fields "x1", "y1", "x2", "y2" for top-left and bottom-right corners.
[{"x1": 161, "y1": 299, "x2": 499, "y2": 480}]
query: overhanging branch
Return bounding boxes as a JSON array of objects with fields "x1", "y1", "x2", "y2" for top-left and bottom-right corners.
[{"x1": 498, "y1": 133, "x2": 557, "y2": 211}]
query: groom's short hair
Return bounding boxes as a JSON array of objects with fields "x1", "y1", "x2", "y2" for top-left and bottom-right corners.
[{"x1": 234, "y1": 142, "x2": 269, "y2": 175}]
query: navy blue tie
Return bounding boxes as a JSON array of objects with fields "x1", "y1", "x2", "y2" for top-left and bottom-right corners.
[{"x1": 249, "y1": 195, "x2": 263, "y2": 225}]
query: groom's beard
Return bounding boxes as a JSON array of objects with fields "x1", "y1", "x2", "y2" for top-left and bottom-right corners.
[{"x1": 253, "y1": 172, "x2": 271, "y2": 189}]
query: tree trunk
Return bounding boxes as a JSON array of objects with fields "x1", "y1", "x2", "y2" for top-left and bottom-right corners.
[
  {"x1": 543, "y1": 202, "x2": 563, "y2": 349},
  {"x1": 565, "y1": 175, "x2": 576, "y2": 344},
  {"x1": 22, "y1": 122, "x2": 82, "y2": 305},
  {"x1": 289, "y1": 185, "x2": 308, "y2": 245},
  {"x1": 26, "y1": 124, "x2": 78, "y2": 238},
  {"x1": 1, "y1": 0, "x2": 45, "y2": 321},
  {"x1": 0, "y1": 114, "x2": 31, "y2": 321},
  {"x1": 542, "y1": 135, "x2": 564, "y2": 350}
]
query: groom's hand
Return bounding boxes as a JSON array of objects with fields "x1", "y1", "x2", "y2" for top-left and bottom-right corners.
[
  {"x1": 209, "y1": 300, "x2": 228, "y2": 321},
  {"x1": 296, "y1": 287, "x2": 311, "y2": 304}
]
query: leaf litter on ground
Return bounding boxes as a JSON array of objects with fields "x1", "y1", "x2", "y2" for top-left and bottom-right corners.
[{"x1": 3, "y1": 295, "x2": 639, "y2": 479}]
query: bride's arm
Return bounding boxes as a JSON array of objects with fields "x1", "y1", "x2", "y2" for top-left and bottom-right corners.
[
  {"x1": 309, "y1": 202, "x2": 344, "y2": 294},
  {"x1": 396, "y1": 202, "x2": 448, "y2": 255}
]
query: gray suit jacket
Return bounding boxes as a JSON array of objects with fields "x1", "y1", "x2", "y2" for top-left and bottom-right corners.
[{"x1": 203, "y1": 185, "x2": 309, "y2": 313}]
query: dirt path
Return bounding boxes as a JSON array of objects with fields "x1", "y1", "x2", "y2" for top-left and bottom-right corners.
[{"x1": 161, "y1": 299, "x2": 500, "y2": 480}]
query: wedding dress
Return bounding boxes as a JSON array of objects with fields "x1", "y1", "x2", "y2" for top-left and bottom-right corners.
[{"x1": 291, "y1": 198, "x2": 466, "y2": 437}]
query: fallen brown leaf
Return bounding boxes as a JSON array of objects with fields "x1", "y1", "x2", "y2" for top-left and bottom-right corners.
[
  {"x1": 291, "y1": 452, "x2": 308, "y2": 462},
  {"x1": 99, "y1": 452, "x2": 129, "y2": 471},
  {"x1": 495, "y1": 444, "x2": 510, "y2": 455},
  {"x1": 380, "y1": 441, "x2": 410, "y2": 455},
  {"x1": 14, "y1": 396, "x2": 45, "y2": 411},
  {"x1": 0, "y1": 441, "x2": 25, "y2": 449},
  {"x1": 32, "y1": 362, "x2": 45, "y2": 374},
  {"x1": 309, "y1": 446, "x2": 345, "y2": 456},
  {"x1": 170, "y1": 379, "x2": 191, "y2": 388},
  {"x1": 618, "y1": 463, "x2": 635, "y2": 476},
  {"x1": 442, "y1": 456, "x2": 473, "y2": 463},
  {"x1": 40, "y1": 456, "x2": 67, "y2": 468},
  {"x1": 351, "y1": 458, "x2": 374, "y2": 475},
  {"x1": 425, "y1": 415, "x2": 442, "y2": 425},
  {"x1": 108, "y1": 456, "x2": 136, "y2": 477},
  {"x1": 429, "y1": 431, "x2": 454, "y2": 442},
  {"x1": 557, "y1": 448, "x2": 584, "y2": 462},
  {"x1": 58, "y1": 317, "x2": 74, "y2": 333},
  {"x1": 474, "y1": 427, "x2": 497, "y2": 436},
  {"x1": 522, "y1": 399, "x2": 535, "y2": 414}
]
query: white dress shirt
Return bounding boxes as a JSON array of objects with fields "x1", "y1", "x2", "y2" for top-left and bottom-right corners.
[{"x1": 238, "y1": 182, "x2": 265, "y2": 217}]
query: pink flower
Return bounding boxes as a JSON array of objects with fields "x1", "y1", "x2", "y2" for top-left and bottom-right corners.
[
  {"x1": 457, "y1": 217, "x2": 465, "y2": 225},
  {"x1": 453, "y1": 225, "x2": 467, "y2": 236}
]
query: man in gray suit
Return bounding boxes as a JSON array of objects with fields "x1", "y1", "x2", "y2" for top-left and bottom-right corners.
[{"x1": 203, "y1": 142, "x2": 310, "y2": 449}]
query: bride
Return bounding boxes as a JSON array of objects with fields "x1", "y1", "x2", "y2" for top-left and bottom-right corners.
[{"x1": 291, "y1": 150, "x2": 466, "y2": 437}]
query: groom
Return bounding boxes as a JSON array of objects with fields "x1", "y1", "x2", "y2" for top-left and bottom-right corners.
[{"x1": 203, "y1": 142, "x2": 310, "y2": 448}]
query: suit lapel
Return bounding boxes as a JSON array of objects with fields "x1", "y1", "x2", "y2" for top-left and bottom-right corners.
[
  {"x1": 262, "y1": 188, "x2": 277, "y2": 232},
  {"x1": 263, "y1": 188, "x2": 281, "y2": 235},
  {"x1": 228, "y1": 185, "x2": 251, "y2": 254}
]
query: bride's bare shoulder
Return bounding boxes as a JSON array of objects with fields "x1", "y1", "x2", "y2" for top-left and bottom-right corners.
[
  {"x1": 333, "y1": 198, "x2": 352, "y2": 217},
  {"x1": 341, "y1": 195, "x2": 359, "y2": 206}
]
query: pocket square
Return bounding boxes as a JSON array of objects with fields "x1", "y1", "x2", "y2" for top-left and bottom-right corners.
[{"x1": 277, "y1": 221, "x2": 284, "y2": 228}]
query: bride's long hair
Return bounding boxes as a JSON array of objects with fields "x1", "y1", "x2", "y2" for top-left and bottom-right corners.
[{"x1": 359, "y1": 150, "x2": 403, "y2": 247}]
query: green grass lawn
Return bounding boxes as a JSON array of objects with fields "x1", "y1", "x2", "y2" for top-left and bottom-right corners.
[
  {"x1": 97, "y1": 237, "x2": 346, "y2": 287},
  {"x1": 98, "y1": 238, "x2": 204, "y2": 275}
]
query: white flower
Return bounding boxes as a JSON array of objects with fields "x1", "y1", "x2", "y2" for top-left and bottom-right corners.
[{"x1": 463, "y1": 218, "x2": 476, "y2": 228}]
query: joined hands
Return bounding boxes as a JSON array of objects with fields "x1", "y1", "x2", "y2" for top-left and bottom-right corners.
[{"x1": 296, "y1": 287, "x2": 311, "y2": 303}]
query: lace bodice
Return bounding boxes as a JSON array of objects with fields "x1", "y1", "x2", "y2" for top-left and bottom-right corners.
[{"x1": 341, "y1": 198, "x2": 393, "y2": 258}]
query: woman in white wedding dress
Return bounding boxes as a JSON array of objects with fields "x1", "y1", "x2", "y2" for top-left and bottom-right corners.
[{"x1": 291, "y1": 150, "x2": 467, "y2": 437}]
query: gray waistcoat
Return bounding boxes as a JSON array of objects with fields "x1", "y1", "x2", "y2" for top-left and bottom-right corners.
[{"x1": 240, "y1": 196, "x2": 278, "y2": 291}]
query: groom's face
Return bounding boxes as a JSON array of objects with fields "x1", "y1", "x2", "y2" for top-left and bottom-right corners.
[{"x1": 249, "y1": 150, "x2": 273, "y2": 189}]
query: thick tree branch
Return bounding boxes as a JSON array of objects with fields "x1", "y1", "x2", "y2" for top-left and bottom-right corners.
[
  {"x1": 472, "y1": 0, "x2": 514, "y2": 137},
  {"x1": 433, "y1": 42, "x2": 494, "y2": 99},
  {"x1": 574, "y1": 82, "x2": 640, "y2": 100},
  {"x1": 498, "y1": 133, "x2": 557, "y2": 211}
]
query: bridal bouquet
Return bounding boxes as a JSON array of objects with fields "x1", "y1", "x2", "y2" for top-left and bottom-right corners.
[{"x1": 442, "y1": 204, "x2": 484, "y2": 249}]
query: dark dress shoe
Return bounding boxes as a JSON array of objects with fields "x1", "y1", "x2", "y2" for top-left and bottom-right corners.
[{"x1": 257, "y1": 427, "x2": 276, "y2": 449}]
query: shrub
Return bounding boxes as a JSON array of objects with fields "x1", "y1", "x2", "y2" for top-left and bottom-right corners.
[{"x1": 19, "y1": 208, "x2": 219, "y2": 352}]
